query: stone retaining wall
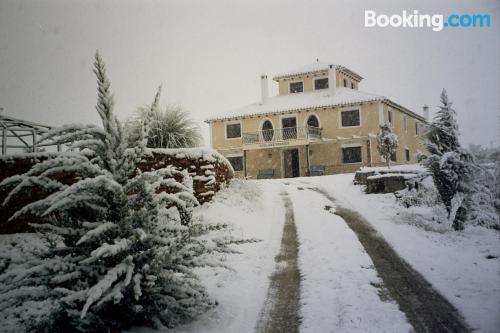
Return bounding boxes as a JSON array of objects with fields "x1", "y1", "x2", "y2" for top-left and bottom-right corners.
[{"x1": 0, "y1": 148, "x2": 233, "y2": 233}]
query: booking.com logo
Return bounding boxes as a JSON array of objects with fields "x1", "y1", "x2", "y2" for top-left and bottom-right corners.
[{"x1": 365, "y1": 10, "x2": 491, "y2": 32}]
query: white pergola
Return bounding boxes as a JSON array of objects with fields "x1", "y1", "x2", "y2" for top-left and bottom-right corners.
[{"x1": 0, "y1": 114, "x2": 61, "y2": 155}]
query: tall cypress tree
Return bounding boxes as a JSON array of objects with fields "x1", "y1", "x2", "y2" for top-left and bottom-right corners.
[{"x1": 421, "y1": 89, "x2": 475, "y2": 230}]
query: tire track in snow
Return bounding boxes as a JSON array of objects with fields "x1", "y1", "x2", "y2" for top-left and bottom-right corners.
[
  {"x1": 255, "y1": 191, "x2": 301, "y2": 333},
  {"x1": 309, "y1": 186, "x2": 471, "y2": 333}
]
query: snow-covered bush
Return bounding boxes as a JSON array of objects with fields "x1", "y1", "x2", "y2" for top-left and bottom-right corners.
[
  {"x1": 396, "y1": 206, "x2": 450, "y2": 233},
  {"x1": 0, "y1": 52, "x2": 230, "y2": 332},
  {"x1": 396, "y1": 175, "x2": 441, "y2": 208},
  {"x1": 376, "y1": 123, "x2": 398, "y2": 168},
  {"x1": 419, "y1": 89, "x2": 499, "y2": 230},
  {"x1": 126, "y1": 98, "x2": 202, "y2": 149}
]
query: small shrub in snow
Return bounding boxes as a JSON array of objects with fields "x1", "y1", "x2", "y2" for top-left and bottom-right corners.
[
  {"x1": 125, "y1": 98, "x2": 202, "y2": 149},
  {"x1": 376, "y1": 124, "x2": 399, "y2": 168},
  {"x1": 0, "y1": 52, "x2": 231, "y2": 332},
  {"x1": 397, "y1": 206, "x2": 450, "y2": 233},
  {"x1": 396, "y1": 175, "x2": 441, "y2": 208}
]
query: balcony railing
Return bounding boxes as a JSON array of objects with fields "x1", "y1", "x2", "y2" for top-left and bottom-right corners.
[{"x1": 242, "y1": 126, "x2": 321, "y2": 146}]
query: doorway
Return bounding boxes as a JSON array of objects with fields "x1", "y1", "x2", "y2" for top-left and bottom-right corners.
[
  {"x1": 281, "y1": 116, "x2": 297, "y2": 140},
  {"x1": 283, "y1": 148, "x2": 300, "y2": 178}
]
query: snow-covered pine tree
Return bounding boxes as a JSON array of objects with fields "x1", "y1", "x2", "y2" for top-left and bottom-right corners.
[
  {"x1": 420, "y1": 89, "x2": 478, "y2": 230},
  {"x1": 376, "y1": 123, "x2": 399, "y2": 168},
  {"x1": 0, "y1": 52, "x2": 232, "y2": 332}
]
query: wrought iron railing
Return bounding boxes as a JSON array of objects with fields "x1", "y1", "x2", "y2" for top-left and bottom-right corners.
[{"x1": 242, "y1": 126, "x2": 321, "y2": 145}]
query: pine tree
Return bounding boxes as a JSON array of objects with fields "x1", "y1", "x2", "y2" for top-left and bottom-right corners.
[
  {"x1": 0, "y1": 52, "x2": 232, "y2": 332},
  {"x1": 376, "y1": 123, "x2": 399, "y2": 168},
  {"x1": 420, "y1": 89, "x2": 477, "y2": 230}
]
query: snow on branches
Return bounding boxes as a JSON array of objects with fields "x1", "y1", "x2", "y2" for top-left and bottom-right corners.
[
  {"x1": 0, "y1": 52, "x2": 233, "y2": 332},
  {"x1": 420, "y1": 89, "x2": 499, "y2": 230},
  {"x1": 376, "y1": 123, "x2": 399, "y2": 168}
]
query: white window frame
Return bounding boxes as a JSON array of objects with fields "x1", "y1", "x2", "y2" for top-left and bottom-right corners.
[
  {"x1": 313, "y1": 76, "x2": 329, "y2": 91},
  {"x1": 415, "y1": 121, "x2": 420, "y2": 136},
  {"x1": 224, "y1": 120, "x2": 242, "y2": 140},
  {"x1": 226, "y1": 153, "x2": 244, "y2": 172},
  {"x1": 341, "y1": 143, "x2": 363, "y2": 164},
  {"x1": 339, "y1": 107, "x2": 362, "y2": 129},
  {"x1": 387, "y1": 109, "x2": 394, "y2": 126},
  {"x1": 304, "y1": 112, "x2": 321, "y2": 128},
  {"x1": 288, "y1": 80, "x2": 304, "y2": 94},
  {"x1": 280, "y1": 113, "x2": 298, "y2": 128},
  {"x1": 259, "y1": 117, "x2": 275, "y2": 141},
  {"x1": 259, "y1": 117, "x2": 275, "y2": 131}
]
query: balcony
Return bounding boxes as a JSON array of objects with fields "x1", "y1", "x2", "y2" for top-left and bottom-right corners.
[{"x1": 242, "y1": 126, "x2": 322, "y2": 149}]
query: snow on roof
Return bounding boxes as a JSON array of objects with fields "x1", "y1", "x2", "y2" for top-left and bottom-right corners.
[
  {"x1": 206, "y1": 87, "x2": 384, "y2": 122},
  {"x1": 272, "y1": 61, "x2": 363, "y2": 81}
]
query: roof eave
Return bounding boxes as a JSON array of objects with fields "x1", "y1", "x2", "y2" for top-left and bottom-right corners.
[{"x1": 204, "y1": 98, "x2": 382, "y2": 123}]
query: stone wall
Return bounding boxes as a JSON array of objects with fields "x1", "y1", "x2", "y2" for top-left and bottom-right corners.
[{"x1": 0, "y1": 148, "x2": 233, "y2": 234}]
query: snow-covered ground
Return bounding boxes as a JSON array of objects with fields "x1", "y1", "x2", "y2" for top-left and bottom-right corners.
[
  {"x1": 286, "y1": 185, "x2": 411, "y2": 332},
  {"x1": 2, "y1": 173, "x2": 498, "y2": 332},
  {"x1": 303, "y1": 174, "x2": 500, "y2": 333},
  {"x1": 138, "y1": 180, "x2": 286, "y2": 333}
]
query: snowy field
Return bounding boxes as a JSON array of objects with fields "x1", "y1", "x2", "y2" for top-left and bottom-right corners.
[
  {"x1": 2, "y1": 174, "x2": 499, "y2": 332},
  {"x1": 303, "y1": 174, "x2": 500, "y2": 333}
]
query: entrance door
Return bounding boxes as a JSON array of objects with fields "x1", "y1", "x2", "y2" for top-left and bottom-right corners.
[{"x1": 283, "y1": 149, "x2": 300, "y2": 178}]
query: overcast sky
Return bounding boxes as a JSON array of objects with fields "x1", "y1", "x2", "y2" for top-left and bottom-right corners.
[{"x1": 1, "y1": 0, "x2": 499, "y2": 147}]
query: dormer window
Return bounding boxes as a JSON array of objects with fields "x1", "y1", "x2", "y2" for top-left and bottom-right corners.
[
  {"x1": 314, "y1": 78, "x2": 329, "y2": 90},
  {"x1": 343, "y1": 79, "x2": 347, "y2": 87},
  {"x1": 289, "y1": 81, "x2": 303, "y2": 93}
]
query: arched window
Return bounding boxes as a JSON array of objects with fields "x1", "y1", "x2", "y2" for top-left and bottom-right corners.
[
  {"x1": 306, "y1": 114, "x2": 320, "y2": 128},
  {"x1": 261, "y1": 120, "x2": 274, "y2": 141}
]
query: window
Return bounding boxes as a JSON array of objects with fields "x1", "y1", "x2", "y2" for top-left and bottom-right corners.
[
  {"x1": 391, "y1": 151, "x2": 397, "y2": 162},
  {"x1": 403, "y1": 115, "x2": 408, "y2": 132},
  {"x1": 341, "y1": 109, "x2": 360, "y2": 127},
  {"x1": 290, "y1": 81, "x2": 303, "y2": 93},
  {"x1": 306, "y1": 114, "x2": 320, "y2": 128},
  {"x1": 314, "y1": 78, "x2": 329, "y2": 90},
  {"x1": 405, "y1": 148, "x2": 410, "y2": 162},
  {"x1": 226, "y1": 123, "x2": 241, "y2": 139},
  {"x1": 388, "y1": 110, "x2": 393, "y2": 125},
  {"x1": 415, "y1": 122, "x2": 420, "y2": 135},
  {"x1": 343, "y1": 79, "x2": 347, "y2": 87},
  {"x1": 342, "y1": 146, "x2": 362, "y2": 163},
  {"x1": 351, "y1": 82, "x2": 355, "y2": 89},
  {"x1": 227, "y1": 156, "x2": 243, "y2": 171},
  {"x1": 261, "y1": 120, "x2": 273, "y2": 142}
]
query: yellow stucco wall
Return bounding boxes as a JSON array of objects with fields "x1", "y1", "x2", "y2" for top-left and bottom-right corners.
[
  {"x1": 209, "y1": 100, "x2": 426, "y2": 179},
  {"x1": 277, "y1": 71, "x2": 359, "y2": 95}
]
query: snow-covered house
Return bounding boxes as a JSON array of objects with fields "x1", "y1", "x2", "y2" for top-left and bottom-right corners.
[{"x1": 205, "y1": 61, "x2": 427, "y2": 178}]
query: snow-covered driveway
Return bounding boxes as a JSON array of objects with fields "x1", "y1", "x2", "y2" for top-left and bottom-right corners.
[
  {"x1": 151, "y1": 174, "x2": 498, "y2": 333},
  {"x1": 284, "y1": 184, "x2": 411, "y2": 332}
]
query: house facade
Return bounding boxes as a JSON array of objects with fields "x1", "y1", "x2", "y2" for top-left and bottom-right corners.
[{"x1": 205, "y1": 62, "x2": 428, "y2": 179}]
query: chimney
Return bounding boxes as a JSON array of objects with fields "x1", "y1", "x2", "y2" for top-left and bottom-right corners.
[
  {"x1": 423, "y1": 105, "x2": 429, "y2": 122},
  {"x1": 260, "y1": 75, "x2": 268, "y2": 104},
  {"x1": 328, "y1": 65, "x2": 336, "y2": 95}
]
